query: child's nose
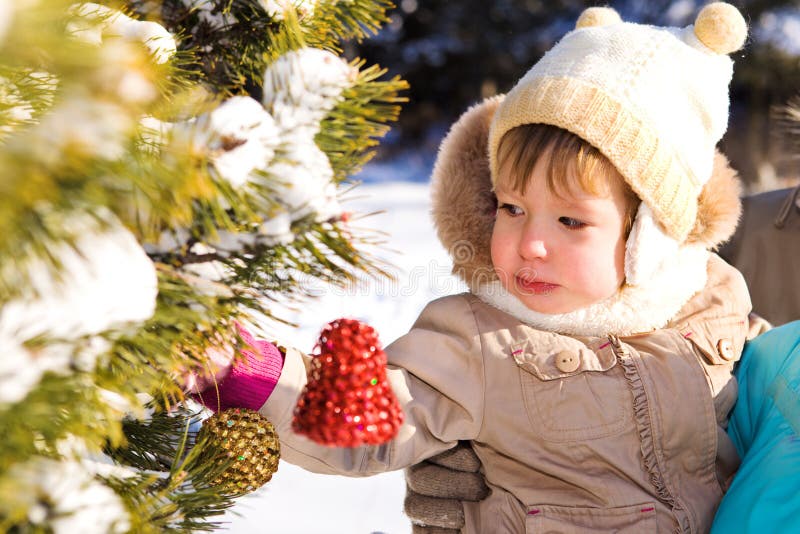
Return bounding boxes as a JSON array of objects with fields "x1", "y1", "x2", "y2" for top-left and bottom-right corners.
[{"x1": 518, "y1": 227, "x2": 548, "y2": 260}]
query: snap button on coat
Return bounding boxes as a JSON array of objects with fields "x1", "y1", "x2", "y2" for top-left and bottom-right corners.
[
  {"x1": 717, "y1": 338, "x2": 735, "y2": 360},
  {"x1": 555, "y1": 351, "x2": 580, "y2": 373}
]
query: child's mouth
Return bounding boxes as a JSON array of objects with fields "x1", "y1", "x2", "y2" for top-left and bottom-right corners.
[{"x1": 515, "y1": 276, "x2": 559, "y2": 295}]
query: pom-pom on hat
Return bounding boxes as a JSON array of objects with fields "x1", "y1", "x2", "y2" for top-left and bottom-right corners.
[
  {"x1": 488, "y1": 2, "x2": 747, "y2": 242},
  {"x1": 575, "y1": 7, "x2": 622, "y2": 29}
]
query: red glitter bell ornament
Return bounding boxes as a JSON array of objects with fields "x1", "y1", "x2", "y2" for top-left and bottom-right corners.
[{"x1": 292, "y1": 318, "x2": 404, "y2": 447}]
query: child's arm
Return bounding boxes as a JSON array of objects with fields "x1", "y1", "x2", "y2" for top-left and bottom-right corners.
[{"x1": 258, "y1": 294, "x2": 486, "y2": 477}]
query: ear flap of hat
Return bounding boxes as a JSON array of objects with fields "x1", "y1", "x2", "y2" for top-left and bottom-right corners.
[
  {"x1": 625, "y1": 150, "x2": 742, "y2": 286},
  {"x1": 625, "y1": 204, "x2": 680, "y2": 287}
]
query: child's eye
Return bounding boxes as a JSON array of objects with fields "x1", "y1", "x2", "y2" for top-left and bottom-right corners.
[
  {"x1": 497, "y1": 203, "x2": 524, "y2": 217},
  {"x1": 559, "y1": 216, "x2": 586, "y2": 229}
]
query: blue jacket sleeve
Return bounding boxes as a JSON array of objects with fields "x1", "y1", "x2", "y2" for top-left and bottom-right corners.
[{"x1": 712, "y1": 321, "x2": 800, "y2": 533}]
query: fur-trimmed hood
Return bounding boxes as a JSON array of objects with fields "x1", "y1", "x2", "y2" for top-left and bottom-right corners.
[{"x1": 430, "y1": 96, "x2": 743, "y2": 335}]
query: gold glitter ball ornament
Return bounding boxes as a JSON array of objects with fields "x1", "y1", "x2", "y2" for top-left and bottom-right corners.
[{"x1": 197, "y1": 408, "x2": 280, "y2": 494}]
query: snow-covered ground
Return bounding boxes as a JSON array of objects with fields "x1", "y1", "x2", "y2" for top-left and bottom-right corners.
[{"x1": 222, "y1": 176, "x2": 468, "y2": 533}]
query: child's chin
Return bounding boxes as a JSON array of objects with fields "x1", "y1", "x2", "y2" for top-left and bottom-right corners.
[
  {"x1": 525, "y1": 305, "x2": 575, "y2": 315},
  {"x1": 517, "y1": 294, "x2": 577, "y2": 315}
]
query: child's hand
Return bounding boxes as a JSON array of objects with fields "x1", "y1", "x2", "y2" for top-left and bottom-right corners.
[
  {"x1": 182, "y1": 343, "x2": 235, "y2": 396},
  {"x1": 182, "y1": 324, "x2": 285, "y2": 413},
  {"x1": 404, "y1": 441, "x2": 489, "y2": 531}
]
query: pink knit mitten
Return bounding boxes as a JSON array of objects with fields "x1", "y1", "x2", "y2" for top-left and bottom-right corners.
[{"x1": 193, "y1": 325, "x2": 284, "y2": 413}]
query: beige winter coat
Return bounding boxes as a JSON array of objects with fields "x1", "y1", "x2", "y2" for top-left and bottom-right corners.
[{"x1": 258, "y1": 98, "x2": 751, "y2": 533}]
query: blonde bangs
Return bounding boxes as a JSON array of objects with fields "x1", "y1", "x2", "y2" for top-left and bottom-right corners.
[{"x1": 496, "y1": 124, "x2": 640, "y2": 233}]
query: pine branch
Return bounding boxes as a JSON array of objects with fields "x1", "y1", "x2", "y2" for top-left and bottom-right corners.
[
  {"x1": 0, "y1": 370, "x2": 125, "y2": 471},
  {"x1": 105, "y1": 405, "x2": 246, "y2": 532},
  {"x1": 106, "y1": 408, "x2": 203, "y2": 472},
  {"x1": 160, "y1": 0, "x2": 286, "y2": 95},
  {"x1": 317, "y1": 60, "x2": 408, "y2": 181},
  {"x1": 219, "y1": 216, "x2": 393, "y2": 303},
  {"x1": 0, "y1": 0, "x2": 407, "y2": 529},
  {"x1": 99, "y1": 266, "x2": 248, "y2": 398},
  {"x1": 775, "y1": 95, "x2": 800, "y2": 155},
  {"x1": 304, "y1": 0, "x2": 395, "y2": 46}
]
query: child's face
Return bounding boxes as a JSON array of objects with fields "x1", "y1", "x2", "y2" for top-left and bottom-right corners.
[{"x1": 491, "y1": 153, "x2": 629, "y2": 315}]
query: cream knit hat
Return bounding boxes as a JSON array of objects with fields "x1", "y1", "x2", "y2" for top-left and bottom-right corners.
[{"x1": 488, "y1": 2, "x2": 747, "y2": 243}]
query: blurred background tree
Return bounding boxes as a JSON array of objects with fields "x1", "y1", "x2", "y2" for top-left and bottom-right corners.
[{"x1": 351, "y1": 0, "x2": 800, "y2": 191}]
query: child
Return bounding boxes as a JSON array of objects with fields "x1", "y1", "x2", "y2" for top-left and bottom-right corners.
[{"x1": 192, "y1": 3, "x2": 753, "y2": 532}]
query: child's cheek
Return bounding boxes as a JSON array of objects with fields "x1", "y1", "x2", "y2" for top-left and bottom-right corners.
[{"x1": 490, "y1": 228, "x2": 512, "y2": 289}]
